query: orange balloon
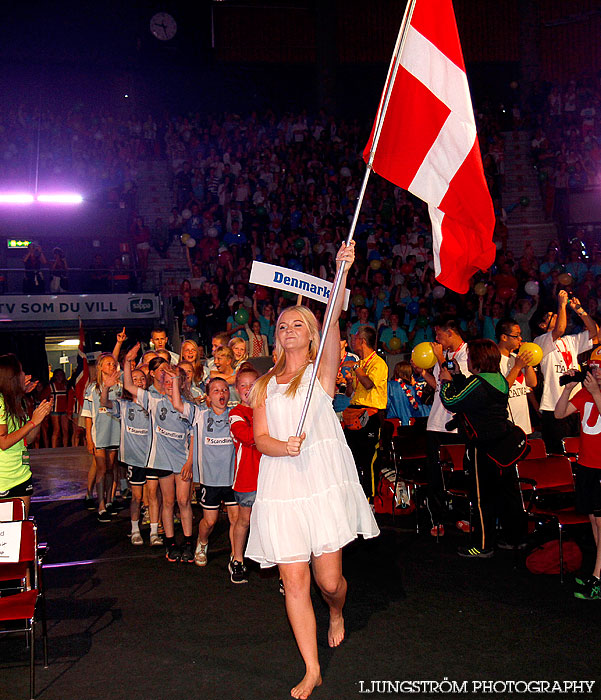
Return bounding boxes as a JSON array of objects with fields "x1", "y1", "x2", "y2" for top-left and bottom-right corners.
[{"x1": 558, "y1": 272, "x2": 573, "y2": 286}]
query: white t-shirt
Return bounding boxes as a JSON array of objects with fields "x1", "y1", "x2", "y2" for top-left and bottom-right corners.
[
  {"x1": 534, "y1": 330, "x2": 593, "y2": 411},
  {"x1": 426, "y1": 343, "x2": 469, "y2": 433},
  {"x1": 499, "y1": 354, "x2": 532, "y2": 434}
]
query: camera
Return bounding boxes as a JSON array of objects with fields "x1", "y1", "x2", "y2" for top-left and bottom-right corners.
[
  {"x1": 559, "y1": 368, "x2": 589, "y2": 386},
  {"x1": 442, "y1": 360, "x2": 456, "y2": 371}
]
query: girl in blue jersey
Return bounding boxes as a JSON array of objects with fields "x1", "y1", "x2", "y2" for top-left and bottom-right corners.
[
  {"x1": 123, "y1": 345, "x2": 194, "y2": 563},
  {"x1": 171, "y1": 376, "x2": 237, "y2": 570},
  {"x1": 178, "y1": 361, "x2": 205, "y2": 404},
  {"x1": 81, "y1": 353, "x2": 121, "y2": 523},
  {"x1": 100, "y1": 368, "x2": 154, "y2": 545}
]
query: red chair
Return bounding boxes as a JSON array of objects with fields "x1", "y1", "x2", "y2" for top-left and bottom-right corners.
[
  {"x1": 524, "y1": 438, "x2": 547, "y2": 460},
  {"x1": 0, "y1": 497, "x2": 26, "y2": 521},
  {"x1": 439, "y1": 444, "x2": 472, "y2": 531},
  {"x1": 561, "y1": 436, "x2": 580, "y2": 463},
  {"x1": 0, "y1": 519, "x2": 48, "y2": 699},
  {"x1": 382, "y1": 420, "x2": 428, "y2": 531},
  {"x1": 516, "y1": 456, "x2": 589, "y2": 582}
]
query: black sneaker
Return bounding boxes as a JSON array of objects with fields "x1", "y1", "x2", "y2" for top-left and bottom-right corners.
[
  {"x1": 84, "y1": 496, "x2": 96, "y2": 511},
  {"x1": 574, "y1": 575, "x2": 601, "y2": 600},
  {"x1": 497, "y1": 540, "x2": 528, "y2": 551},
  {"x1": 457, "y1": 545, "x2": 494, "y2": 559},
  {"x1": 97, "y1": 509, "x2": 111, "y2": 523},
  {"x1": 166, "y1": 543, "x2": 181, "y2": 563},
  {"x1": 180, "y1": 542, "x2": 195, "y2": 564},
  {"x1": 228, "y1": 559, "x2": 248, "y2": 584}
]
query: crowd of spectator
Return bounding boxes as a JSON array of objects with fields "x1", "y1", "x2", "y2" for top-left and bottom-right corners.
[{"x1": 0, "y1": 104, "x2": 148, "y2": 206}]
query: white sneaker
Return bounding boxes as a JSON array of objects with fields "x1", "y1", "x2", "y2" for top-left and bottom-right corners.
[
  {"x1": 130, "y1": 531, "x2": 143, "y2": 546},
  {"x1": 194, "y1": 542, "x2": 208, "y2": 567},
  {"x1": 150, "y1": 534, "x2": 164, "y2": 547}
]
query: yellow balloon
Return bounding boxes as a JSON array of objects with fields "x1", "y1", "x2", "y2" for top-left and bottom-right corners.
[
  {"x1": 474, "y1": 282, "x2": 487, "y2": 296},
  {"x1": 389, "y1": 336, "x2": 402, "y2": 351},
  {"x1": 518, "y1": 342, "x2": 543, "y2": 366},
  {"x1": 412, "y1": 342, "x2": 436, "y2": 369}
]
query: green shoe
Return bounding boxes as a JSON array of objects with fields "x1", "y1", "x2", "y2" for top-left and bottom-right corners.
[{"x1": 574, "y1": 576, "x2": 601, "y2": 600}]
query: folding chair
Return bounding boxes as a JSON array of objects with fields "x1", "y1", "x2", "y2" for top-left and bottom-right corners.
[
  {"x1": 516, "y1": 456, "x2": 589, "y2": 582},
  {"x1": 561, "y1": 436, "x2": 580, "y2": 464},
  {"x1": 0, "y1": 519, "x2": 48, "y2": 700},
  {"x1": 524, "y1": 438, "x2": 547, "y2": 460},
  {"x1": 0, "y1": 497, "x2": 26, "y2": 521},
  {"x1": 384, "y1": 420, "x2": 429, "y2": 531},
  {"x1": 439, "y1": 444, "x2": 472, "y2": 531}
]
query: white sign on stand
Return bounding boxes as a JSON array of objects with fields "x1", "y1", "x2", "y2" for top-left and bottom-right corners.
[
  {"x1": 0, "y1": 521, "x2": 22, "y2": 562},
  {"x1": 250, "y1": 262, "x2": 350, "y2": 310},
  {"x1": 0, "y1": 502, "x2": 13, "y2": 521}
]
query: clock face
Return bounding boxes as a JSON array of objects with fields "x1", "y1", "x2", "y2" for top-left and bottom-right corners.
[{"x1": 150, "y1": 12, "x2": 177, "y2": 41}]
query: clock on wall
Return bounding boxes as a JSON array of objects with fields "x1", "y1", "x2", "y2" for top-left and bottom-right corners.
[{"x1": 149, "y1": 12, "x2": 177, "y2": 41}]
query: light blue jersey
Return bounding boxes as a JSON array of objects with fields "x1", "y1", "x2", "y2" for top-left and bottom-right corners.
[
  {"x1": 184, "y1": 404, "x2": 235, "y2": 487},
  {"x1": 137, "y1": 387, "x2": 191, "y2": 472},
  {"x1": 110, "y1": 399, "x2": 151, "y2": 468},
  {"x1": 81, "y1": 384, "x2": 122, "y2": 448}
]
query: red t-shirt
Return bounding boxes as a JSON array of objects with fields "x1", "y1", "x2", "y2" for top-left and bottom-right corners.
[
  {"x1": 570, "y1": 388, "x2": 601, "y2": 469},
  {"x1": 229, "y1": 404, "x2": 261, "y2": 492}
]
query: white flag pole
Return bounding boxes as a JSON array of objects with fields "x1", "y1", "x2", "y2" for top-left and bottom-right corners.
[{"x1": 295, "y1": 0, "x2": 417, "y2": 436}]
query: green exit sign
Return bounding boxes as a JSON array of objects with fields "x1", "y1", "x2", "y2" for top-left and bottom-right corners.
[{"x1": 7, "y1": 240, "x2": 31, "y2": 248}]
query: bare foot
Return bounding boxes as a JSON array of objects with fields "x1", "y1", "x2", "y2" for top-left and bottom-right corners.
[
  {"x1": 291, "y1": 669, "x2": 322, "y2": 699},
  {"x1": 328, "y1": 612, "x2": 345, "y2": 647}
]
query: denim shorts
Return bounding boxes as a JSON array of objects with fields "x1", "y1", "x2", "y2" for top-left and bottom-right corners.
[{"x1": 233, "y1": 490, "x2": 256, "y2": 508}]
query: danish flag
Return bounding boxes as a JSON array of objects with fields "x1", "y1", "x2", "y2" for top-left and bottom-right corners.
[{"x1": 364, "y1": 0, "x2": 495, "y2": 294}]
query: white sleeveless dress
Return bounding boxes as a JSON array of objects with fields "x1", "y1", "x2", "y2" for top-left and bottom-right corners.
[{"x1": 246, "y1": 365, "x2": 379, "y2": 568}]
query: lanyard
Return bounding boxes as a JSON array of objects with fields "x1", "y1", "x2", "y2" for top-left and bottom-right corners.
[
  {"x1": 446, "y1": 341, "x2": 465, "y2": 362},
  {"x1": 361, "y1": 350, "x2": 377, "y2": 372}
]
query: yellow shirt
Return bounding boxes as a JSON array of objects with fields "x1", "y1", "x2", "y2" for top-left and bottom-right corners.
[{"x1": 350, "y1": 351, "x2": 388, "y2": 410}]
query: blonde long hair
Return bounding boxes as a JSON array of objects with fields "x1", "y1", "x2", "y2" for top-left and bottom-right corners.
[
  {"x1": 180, "y1": 339, "x2": 204, "y2": 385},
  {"x1": 94, "y1": 353, "x2": 117, "y2": 393},
  {"x1": 250, "y1": 305, "x2": 320, "y2": 407}
]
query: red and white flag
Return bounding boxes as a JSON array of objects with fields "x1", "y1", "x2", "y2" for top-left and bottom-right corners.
[{"x1": 364, "y1": 0, "x2": 495, "y2": 294}]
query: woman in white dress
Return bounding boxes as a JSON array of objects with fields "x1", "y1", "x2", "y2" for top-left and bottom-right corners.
[{"x1": 247, "y1": 241, "x2": 379, "y2": 700}]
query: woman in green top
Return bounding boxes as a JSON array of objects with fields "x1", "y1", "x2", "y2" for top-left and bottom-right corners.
[{"x1": 0, "y1": 354, "x2": 53, "y2": 516}]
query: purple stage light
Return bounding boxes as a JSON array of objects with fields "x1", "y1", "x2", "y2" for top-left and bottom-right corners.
[
  {"x1": 0, "y1": 193, "x2": 35, "y2": 204},
  {"x1": 36, "y1": 193, "x2": 83, "y2": 204}
]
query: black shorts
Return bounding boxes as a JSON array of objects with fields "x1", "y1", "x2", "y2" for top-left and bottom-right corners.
[
  {"x1": 127, "y1": 465, "x2": 152, "y2": 485},
  {"x1": 575, "y1": 463, "x2": 601, "y2": 517},
  {"x1": 0, "y1": 476, "x2": 34, "y2": 499},
  {"x1": 197, "y1": 484, "x2": 237, "y2": 509},
  {"x1": 146, "y1": 467, "x2": 173, "y2": 481}
]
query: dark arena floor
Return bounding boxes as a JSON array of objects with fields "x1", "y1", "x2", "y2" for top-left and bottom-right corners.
[{"x1": 2, "y1": 448, "x2": 600, "y2": 700}]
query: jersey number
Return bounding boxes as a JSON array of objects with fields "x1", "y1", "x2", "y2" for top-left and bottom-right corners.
[
  {"x1": 159, "y1": 407, "x2": 167, "y2": 421},
  {"x1": 207, "y1": 416, "x2": 213, "y2": 432}
]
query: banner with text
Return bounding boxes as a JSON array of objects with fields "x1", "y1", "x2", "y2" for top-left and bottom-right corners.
[
  {"x1": 250, "y1": 262, "x2": 350, "y2": 310},
  {"x1": 0, "y1": 294, "x2": 161, "y2": 322}
]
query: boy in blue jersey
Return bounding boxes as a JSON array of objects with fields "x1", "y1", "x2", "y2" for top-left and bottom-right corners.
[
  {"x1": 172, "y1": 376, "x2": 238, "y2": 569},
  {"x1": 101, "y1": 367, "x2": 154, "y2": 545},
  {"x1": 123, "y1": 345, "x2": 195, "y2": 562}
]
